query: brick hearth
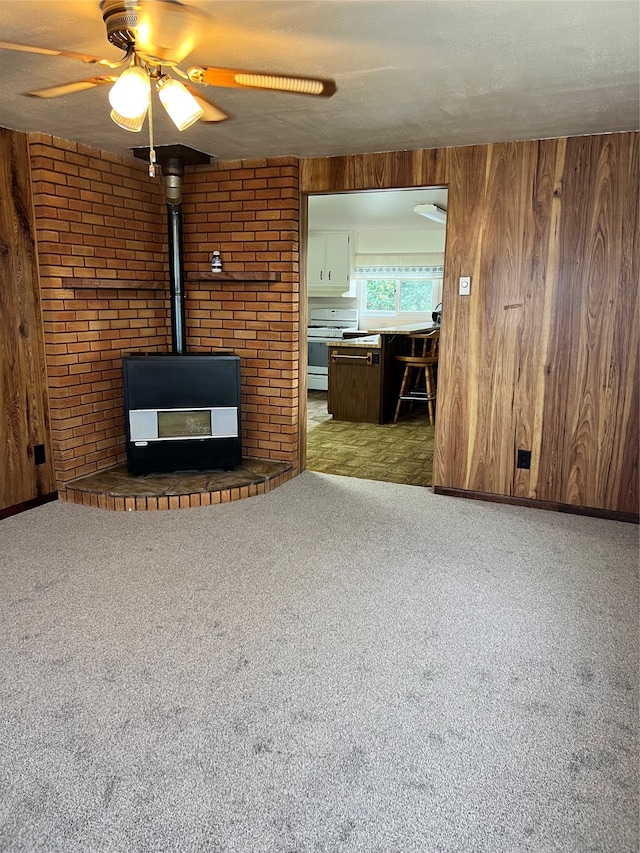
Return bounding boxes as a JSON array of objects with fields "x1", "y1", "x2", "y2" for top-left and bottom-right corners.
[{"x1": 59, "y1": 458, "x2": 294, "y2": 511}]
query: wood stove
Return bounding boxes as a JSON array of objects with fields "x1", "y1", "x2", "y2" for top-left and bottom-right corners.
[{"x1": 123, "y1": 353, "x2": 241, "y2": 475}]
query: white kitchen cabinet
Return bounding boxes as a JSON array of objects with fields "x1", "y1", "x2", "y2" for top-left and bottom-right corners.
[{"x1": 307, "y1": 232, "x2": 350, "y2": 295}]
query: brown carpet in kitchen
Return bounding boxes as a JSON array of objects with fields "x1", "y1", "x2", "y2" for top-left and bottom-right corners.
[{"x1": 306, "y1": 391, "x2": 434, "y2": 486}]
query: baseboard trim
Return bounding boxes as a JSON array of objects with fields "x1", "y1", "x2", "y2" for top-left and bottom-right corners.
[
  {"x1": 432, "y1": 486, "x2": 639, "y2": 524},
  {"x1": 0, "y1": 491, "x2": 58, "y2": 520}
]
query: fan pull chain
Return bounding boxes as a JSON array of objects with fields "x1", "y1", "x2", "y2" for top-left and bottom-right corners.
[{"x1": 147, "y1": 91, "x2": 156, "y2": 177}]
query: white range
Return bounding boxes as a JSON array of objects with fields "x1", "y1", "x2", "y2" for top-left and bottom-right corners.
[{"x1": 307, "y1": 308, "x2": 359, "y2": 391}]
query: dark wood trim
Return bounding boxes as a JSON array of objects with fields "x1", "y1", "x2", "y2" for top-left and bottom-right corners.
[
  {"x1": 186, "y1": 271, "x2": 279, "y2": 282},
  {"x1": 0, "y1": 491, "x2": 58, "y2": 520},
  {"x1": 433, "y1": 486, "x2": 639, "y2": 525}
]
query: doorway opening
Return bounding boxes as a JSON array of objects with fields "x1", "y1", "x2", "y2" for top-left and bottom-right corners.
[{"x1": 303, "y1": 186, "x2": 448, "y2": 487}]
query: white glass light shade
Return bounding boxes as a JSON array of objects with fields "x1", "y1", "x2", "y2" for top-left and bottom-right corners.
[
  {"x1": 108, "y1": 66, "x2": 150, "y2": 119},
  {"x1": 110, "y1": 108, "x2": 147, "y2": 132},
  {"x1": 157, "y1": 77, "x2": 204, "y2": 131}
]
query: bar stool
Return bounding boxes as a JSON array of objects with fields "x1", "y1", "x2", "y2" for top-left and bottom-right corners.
[{"x1": 393, "y1": 330, "x2": 440, "y2": 425}]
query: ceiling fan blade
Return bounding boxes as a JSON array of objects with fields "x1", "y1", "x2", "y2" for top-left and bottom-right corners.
[
  {"x1": 134, "y1": 0, "x2": 207, "y2": 65},
  {"x1": 27, "y1": 77, "x2": 117, "y2": 99},
  {"x1": 187, "y1": 66, "x2": 336, "y2": 98},
  {"x1": 0, "y1": 40, "x2": 123, "y2": 68},
  {"x1": 183, "y1": 85, "x2": 228, "y2": 123}
]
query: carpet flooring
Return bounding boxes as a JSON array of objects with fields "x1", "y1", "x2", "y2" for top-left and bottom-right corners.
[
  {"x1": 306, "y1": 391, "x2": 434, "y2": 486},
  {"x1": 1, "y1": 473, "x2": 638, "y2": 852}
]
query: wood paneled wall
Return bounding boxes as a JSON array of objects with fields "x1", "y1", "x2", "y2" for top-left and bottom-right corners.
[
  {"x1": 0, "y1": 129, "x2": 55, "y2": 511},
  {"x1": 301, "y1": 132, "x2": 639, "y2": 515}
]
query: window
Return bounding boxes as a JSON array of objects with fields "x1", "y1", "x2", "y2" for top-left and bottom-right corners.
[
  {"x1": 355, "y1": 255, "x2": 444, "y2": 317},
  {"x1": 363, "y1": 277, "x2": 440, "y2": 314},
  {"x1": 364, "y1": 279, "x2": 396, "y2": 312}
]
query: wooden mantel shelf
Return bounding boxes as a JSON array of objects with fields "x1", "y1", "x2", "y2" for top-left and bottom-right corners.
[
  {"x1": 62, "y1": 271, "x2": 279, "y2": 290},
  {"x1": 186, "y1": 271, "x2": 279, "y2": 282},
  {"x1": 63, "y1": 279, "x2": 166, "y2": 290}
]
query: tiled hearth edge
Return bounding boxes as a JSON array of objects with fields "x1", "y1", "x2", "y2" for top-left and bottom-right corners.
[{"x1": 59, "y1": 465, "x2": 295, "y2": 511}]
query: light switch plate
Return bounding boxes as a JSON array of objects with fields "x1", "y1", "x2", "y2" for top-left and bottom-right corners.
[{"x1": 459, "y1": 276, "x2": 471, "y2": 295}]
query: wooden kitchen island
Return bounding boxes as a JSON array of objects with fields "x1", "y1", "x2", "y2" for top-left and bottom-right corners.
[{"x1": 327, "y1": 323, "x2": 439, "y2": 424}]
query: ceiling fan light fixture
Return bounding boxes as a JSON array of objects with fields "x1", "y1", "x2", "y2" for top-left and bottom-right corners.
[
  {"x1": 157, "y1": 75, "x2": 204, "y2": 131},
  {"x1": 108, "y1": 64, "x2": 150, "y2": 118},
  {"x1": 413, "y1": 204, "x2": 447, "y2": 224},
  {"x1": 110, "y1": 106, "x2": 147, "y2": 132}
]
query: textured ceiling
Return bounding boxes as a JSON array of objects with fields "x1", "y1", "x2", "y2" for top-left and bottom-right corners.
[
  {"x1": 309, "y1": 188, "x2": 449, "y2": 232},
  {"x1": 0, "y1": 0, "x2": 638, "y2": 163}
]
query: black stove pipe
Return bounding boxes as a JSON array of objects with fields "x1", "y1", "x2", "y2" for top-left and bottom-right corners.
[
  {"x1": 163, "y1": 159, "x2": 186, "y2": 354},
  {"x1": 132, "y1": 146, "x2": 211, "y2": 355},
  {"x1": 167, "y1": 202, "x2": 186, "y2": 354}
]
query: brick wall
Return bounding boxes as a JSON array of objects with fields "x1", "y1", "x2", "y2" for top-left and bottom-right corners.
[
  {"x1": 29, "y1": 134, "x2": 170, "y2": 485},
  {"x1": 182, "y1": 156, "x2": 301, "y2": 466},
  {"x1": 29, "y1": 137, "x2": 302, "y2": 485}
]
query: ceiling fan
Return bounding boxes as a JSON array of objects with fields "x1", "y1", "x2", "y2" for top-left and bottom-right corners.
[{"x1": 0, "y1": 0, "x2": 336, "y2": 170}]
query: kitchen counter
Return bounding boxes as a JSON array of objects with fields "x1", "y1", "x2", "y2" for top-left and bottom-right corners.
[
  {"x1": 326, "y1": 334, "x2": 381, "y2": 348},
  {"x1": 367, "y1": 322, "x2": 439, "y2": 335},
  {"x1": 327, "y1": 323, "x2": 440, "y2": 424}
]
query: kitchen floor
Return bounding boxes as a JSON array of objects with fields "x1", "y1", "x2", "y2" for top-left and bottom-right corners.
[{"x1": 306, "y1": 391, "x2": 434, "y2": 487}]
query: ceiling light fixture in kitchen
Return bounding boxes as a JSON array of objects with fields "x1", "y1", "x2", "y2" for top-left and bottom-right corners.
[{"x1": 414, "y1": 204, "x2": 447, "y2": 223}]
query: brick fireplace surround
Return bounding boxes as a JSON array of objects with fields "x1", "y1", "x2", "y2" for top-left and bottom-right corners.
[{"x1": 29, "y1": 134, "x2": 301, "y2": 507}]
